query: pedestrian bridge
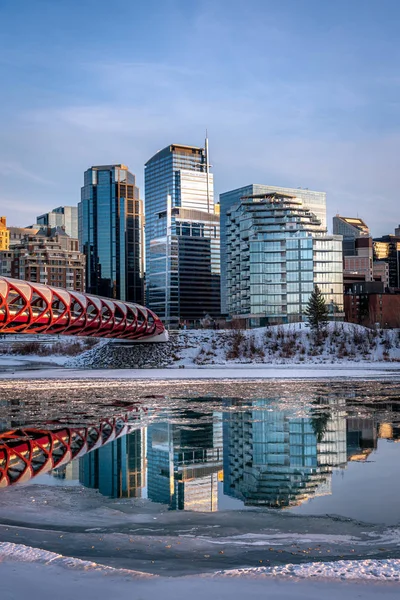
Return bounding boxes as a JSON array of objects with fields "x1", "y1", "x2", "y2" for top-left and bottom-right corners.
[{"x1": 0, "y1": 276, "x2": 167, "y2": 341}]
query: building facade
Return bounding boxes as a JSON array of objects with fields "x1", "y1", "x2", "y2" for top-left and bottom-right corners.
[
  {"x1": 37, "y1": 206, "x2": 78, "y2": 239},
  {"x1": 8, "y1": 226, "x2": 40, "y2": 246},
  {"x1": 225, "y1": 192, "x2": 343, "y2": 326},
  {"x1": 373, "y1": 235, "x2": 400, "y2": 289},
  {"x1": 79, "y1": 164, "x2": 144, "y2": 303},
  {"x1": 79, "y1": 429, "x2": 146, "y2": 499},
  {"x1": 223, "y1": 398, "x2": 347, "y2": 508},
  {"x1": 6, "y1": 229, "x2": 85, "y2": 291},
  {"x1": 0, "y1": 217, "x2": 9, "y2": 250},
  {"x1": 344, "y1": 290, "x2": 400, "y2": 328},
  {"x1": 147, "y1": 415, "x2": 222, "y2": 511},
  {"x1": 144, "y1": 142, "x2": 220, "y2": 326},
  {"x1": 333, "y1": 215, "x2": 370, "y2": 256},
  {"x1": 220, "y1": 185, "x2": 327, "y2": 313}
]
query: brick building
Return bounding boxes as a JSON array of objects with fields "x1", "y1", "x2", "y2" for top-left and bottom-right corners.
[
  {"x1": 0, "y1": 228, "x2": 85, "y2": 291},
  {"x1": 344, "y1": 288, "x2": 400, "y2": 328}
]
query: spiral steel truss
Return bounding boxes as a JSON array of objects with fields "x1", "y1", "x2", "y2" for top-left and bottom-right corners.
[
  {"x1": 0, "y1": 276, "x2": 166, "y2": 340},
  {"x1": 0, "y1": 414, "x2": 136, "y2": 488}
]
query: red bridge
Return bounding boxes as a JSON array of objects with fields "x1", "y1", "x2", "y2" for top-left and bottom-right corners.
[
  {"x1": 0, "y1": 409, "x2": 146, "y2": 488},
  {"x1": 0, "y1": 276, "x2": 167, "y2": 341}
]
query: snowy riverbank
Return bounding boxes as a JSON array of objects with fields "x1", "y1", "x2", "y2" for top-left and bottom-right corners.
[{"x1": 1, "y1": 543, "x2": 400, "y2": 600}]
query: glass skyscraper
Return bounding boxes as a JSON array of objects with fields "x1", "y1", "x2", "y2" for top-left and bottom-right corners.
[
  {"x1": 144, "y1": 142, "x2": 220, "y2": 326},
  {"x1": 223, "y1": 398, "x2": 347, "y2": 508},
  {"x1": 220, "y1": 185, "x2": 327, "y2": 313},
  {"x1": 226, "y1": 192, "x2": 343, "y2": 325},
  {"x1": 78, "y1": 164, "x2": 144, "y2": 303}
]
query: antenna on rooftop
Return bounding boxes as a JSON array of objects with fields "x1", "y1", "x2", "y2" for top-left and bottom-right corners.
[{"x1": 205, "y1": 129, "x2": 210, "y2": 214}]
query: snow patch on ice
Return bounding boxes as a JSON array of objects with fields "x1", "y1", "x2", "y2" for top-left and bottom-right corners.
[
  {"x1": 0, "y1": 541, "x2": 154, "y2": 578},
  {"x1": 210, "y1": 558, "x2": 400, "y2": 581}
]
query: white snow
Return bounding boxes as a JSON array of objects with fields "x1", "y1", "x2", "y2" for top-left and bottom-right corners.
[
  {"x1": 0, "y1": 354, "x2": 70, "y2": 367},
  {"x1": 172, "y1": 323, "x2": 400, "y2": 367},
  {"x1": 1, "y1": 541, "x2": 400, "y2": 600},
  {"x1": 0, "y1": 363, "x2": 399, "y2": 380}
]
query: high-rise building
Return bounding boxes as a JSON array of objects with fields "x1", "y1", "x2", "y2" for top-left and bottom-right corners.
[
  {"x1": 220, "y1": 185, "x2": 326, "y2": 313},
  {"x1": 225, "y1": 192, "x2": 343, "y2": 326},
  {"x1": 3, "y1": 228, "x2": 85, "y2": 291},
  {"x1": 79, "y1": 429, "x2": 146, "y2": 499},
  {"x1": 78, "y1": 164, "x2": 144, "y2": 303},
  {"x1": 333, "y1": 215, "x2": 370, "y2": 257},
  {"x1": 144, "y1": 141, "x2": 220, "y2": 326},
  {"x1": 147, "y1": 415, "x2": 222, "y2": 511},
  {"x1": 37, "y1": 206, "x2": 78, "y2": 239},
  {"x1": 223, "y1": 398, "x2": 347, "y2": 508},
  {"x1": 373, "y1": 235, "x2": 400, "y2": 289},
  {"x1": 0, "y1": 217, "x2": 9, "y2": 251}
]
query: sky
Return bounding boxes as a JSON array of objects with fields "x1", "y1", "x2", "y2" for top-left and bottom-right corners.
[{"x1": 0, "y1": 0, "x2": 399, "y2": 236}]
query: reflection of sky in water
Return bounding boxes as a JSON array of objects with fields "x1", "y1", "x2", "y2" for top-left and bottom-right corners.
[
  {"x1": 1, "y1": 379, "x2": 400, "y2": 525},
  {"x1": 290, "y1": 439, "x2": 400, "y2": 525}
]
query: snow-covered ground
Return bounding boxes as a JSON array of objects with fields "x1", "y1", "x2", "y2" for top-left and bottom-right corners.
[
  {"x1": 1, "y1": 323, "x2": 400, "y2": 372},
  {"x1": 1, "y1": 543, "x2": 400, "y2": 600},
  {"x1": 0, "y1": 354, "x2": 70, "y2": 368},
  {"x1": 173, "y1": 322, "x2": 400, "y2": 367},
  {"x1": 1, "y1": 361, "x2": 400, "y2": 379}
]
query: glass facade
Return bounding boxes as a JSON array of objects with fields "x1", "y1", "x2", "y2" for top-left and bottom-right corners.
[
  {"x1": 226, "y1": 193, "x2": 343, "y2": 324},
  {"x1": 37, "y1": 206, "x2": 78, "y2": 239},
  {"x1": 78, "y1": 164, "x2": 144, "y2": 303},
  {"x1": 373, "y1": 235, "x2": 400, "y2": 288},
  {"x1": 223, "y1": 398, "x2": 347, "y2": 508},
  {"x1": 79, "y1": 429, "x2": 146, "y2": 499},
  {"x1": 147, "y1": 415, "x2": 222, "y2": 511},
  {"x1": 220, "y1": 185, "x2": 327, "y2": 313},
  {"x1": 145, "y1": 143, "x2": 220, "y2": 325}
]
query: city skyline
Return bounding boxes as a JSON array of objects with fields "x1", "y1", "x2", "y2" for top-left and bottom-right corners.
[{"x1": 1, "y1": 1, "x2": 399, "y2": 235}]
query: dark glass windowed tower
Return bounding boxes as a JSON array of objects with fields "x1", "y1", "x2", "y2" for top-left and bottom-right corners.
[
  {"x1": 144, "y1": 142, "x2": 220, "y2": 326},
  {"x1": 79, "y1": 164, "x2": 144, "y2": 303}
]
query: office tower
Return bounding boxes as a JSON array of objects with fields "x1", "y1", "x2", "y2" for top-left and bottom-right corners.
[
  {"x1": 225, "y1": 192, "x2": 343, "y2": 326},
  {"x1": 6, "y1": 228, "x2": 85, "y2": 291},
  {"x1": 79, "y1": 164, "x2": 144, "y2": 303},
  {"x1": 79, "y1": 429, "x2": 146, "y2": 499},
  {"x1": 37, "y1": 206, "x2": 78, "y2": 239},
  {"x1": 220, "y1": 185, "x2": 326, "y2": 313},
  {"x1": 144, "y1": 141, "x2": 220, "y2": 326},
  {"x1": 373, "y1": 235, "x2": 400, "y2": 288},
  {"x1": 343, "y1": 237, "x2": 374, "y2": 282},
  {"x1": 223, "y1": 398, "x2": 347, "y2": 508},
  {"x1": 0, "y1": 217, "x2": 9, "y2": 250},
  {"x1": 333, "y1": 215, "x2": 370, "y2": 257},
  {"x1": 147, "y1": 416, "x2": 222, "y2": 511},
  {"x1": 395, "y1": 225, "x2": 400, "y2": 237}
]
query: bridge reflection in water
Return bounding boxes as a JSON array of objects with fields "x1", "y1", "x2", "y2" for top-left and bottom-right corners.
[{"x1": 1, "y1": 398, "x2": 400, "y2": 512}]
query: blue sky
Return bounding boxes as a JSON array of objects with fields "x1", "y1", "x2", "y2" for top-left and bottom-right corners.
[{"x1": 0, "y1": 0, "x2": 399, "y2": 234}]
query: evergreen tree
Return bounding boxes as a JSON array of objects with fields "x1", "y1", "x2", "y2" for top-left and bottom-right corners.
[{"x1": 305, "y1": 285, "x2": 329, "y2": 331}]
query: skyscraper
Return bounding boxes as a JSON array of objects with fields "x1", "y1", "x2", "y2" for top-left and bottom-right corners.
[
  {"x1": 373, "y1": 234, "x2": 400, "y2": 288},
  {"x1": 78, "y1": 164, "x2": 144, "y2": 303},
  {"x1": 332, "y1": 215, "x2": 370, "y2": 257},
  {"x1": 37, "y1": 206, "x2": 78, "y2": 239},
  {"x1": 225, "y1": 192, "x2": 343, "y2": 326},
  {"x1": 220, "y1": 185, "x2": 327, "y2": 313},
  {"x1": 144, "y1": 141, "x2": 220, "y2": 326}
]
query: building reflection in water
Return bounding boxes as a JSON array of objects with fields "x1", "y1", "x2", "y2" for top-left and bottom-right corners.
[
  {"x1": 223, "y1": 398, "x2": 347, "y2": 508},
  {"x1": 79, "y1": 428, "x2": 146, "y2": 498},
  {"x1": 73, "y1": 396, "x2": 400, "y2": 510},
  {"x1": 147, "y1": 411, "x2": 223, "y2": 511}
]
